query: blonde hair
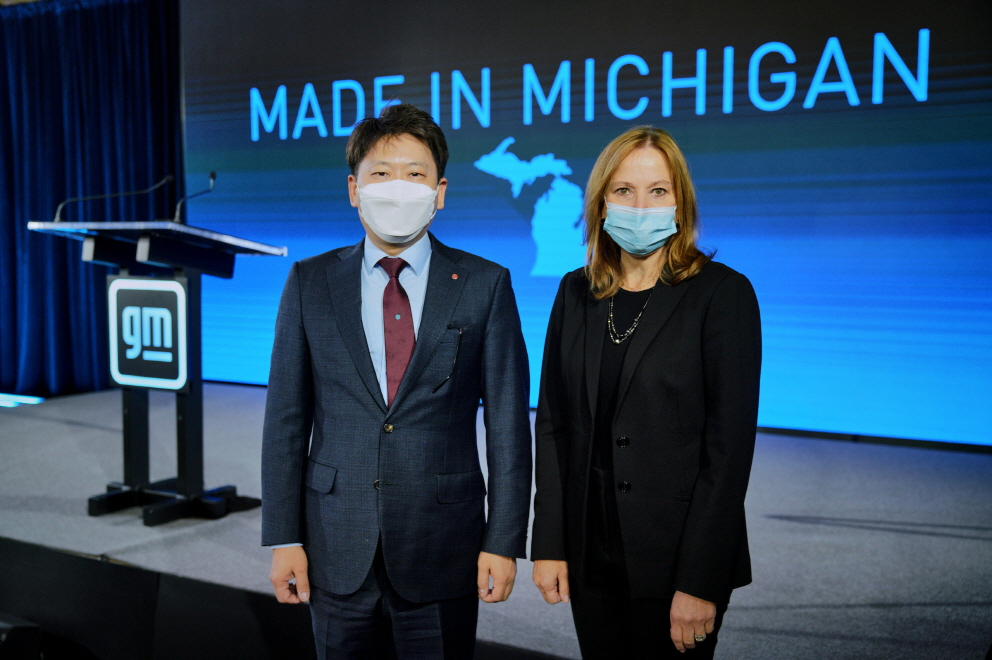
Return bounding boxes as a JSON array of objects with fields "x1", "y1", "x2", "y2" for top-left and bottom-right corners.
[{"x1": 584, "y1": 126, "x2": 711, "y2": 299}]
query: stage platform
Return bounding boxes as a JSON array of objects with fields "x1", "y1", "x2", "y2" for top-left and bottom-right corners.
[{"x1": 1, "y1": 383, "x2": 990, "y2": 659}]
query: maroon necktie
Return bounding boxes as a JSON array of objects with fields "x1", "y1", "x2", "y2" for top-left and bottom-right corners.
[{"x1": 378, "y1": 257, "x2": 415, "y2": 406}]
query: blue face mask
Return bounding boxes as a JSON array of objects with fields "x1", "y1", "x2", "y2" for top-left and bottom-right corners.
[{"x1": 602, "y1": 202, "x2": 678, "y2": 256}]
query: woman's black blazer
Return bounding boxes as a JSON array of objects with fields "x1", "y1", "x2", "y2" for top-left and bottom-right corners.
[{"x1": 531, "y1": 261, "x2": 762, "y2": 603}]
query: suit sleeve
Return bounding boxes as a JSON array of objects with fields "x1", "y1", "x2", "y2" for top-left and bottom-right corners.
[
  {"x1": 674, "y1": 272, "x2": 762, "y2": 602},
  {"x1": 530, "y1": 275, "x2": 568, "y2": 560},
  {"x1": 261, "y1": 261, "x2": 314, "y2": 546},
  {"x1": 479, "y1": 268, "x2": 533, "y2": 559}
]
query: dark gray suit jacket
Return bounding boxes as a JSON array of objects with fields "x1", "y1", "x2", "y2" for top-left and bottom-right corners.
[{"x1": 261, "y1": 234, "x2": 532, "y2": 603}]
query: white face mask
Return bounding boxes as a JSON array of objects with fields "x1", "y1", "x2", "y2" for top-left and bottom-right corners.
[{"x1": 358, "y1": 180, "x2": 438, "y2": 244}]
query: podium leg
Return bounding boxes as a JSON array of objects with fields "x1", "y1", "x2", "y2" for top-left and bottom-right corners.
[
  {"x1": 177, "y1": 271, "x2": 204, "y2": 497},
  {"x1": 176, "y1": 381, "x2": 204, "y2": 497},
  {"x1": 122, "y1": 387, "x2": 149, "y2": 487}
]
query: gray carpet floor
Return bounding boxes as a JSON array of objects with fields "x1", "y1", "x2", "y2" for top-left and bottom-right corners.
[{"x1": 1, "y1": 383, "x2": 990, "y2": 659}]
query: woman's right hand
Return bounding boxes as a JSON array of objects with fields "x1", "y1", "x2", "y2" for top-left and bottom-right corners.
[{"x1": 532, "y1": 559, "x2": 570, "y2": 604}]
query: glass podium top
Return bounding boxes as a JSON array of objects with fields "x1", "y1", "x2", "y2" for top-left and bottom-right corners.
[{"x1": 27, "y1": 221, "x2": 287, "y2": 257}]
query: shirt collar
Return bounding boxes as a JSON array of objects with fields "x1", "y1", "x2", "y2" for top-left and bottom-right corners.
[{"x1": 362, "y1": 232, "x2": 432, "y2": 277}]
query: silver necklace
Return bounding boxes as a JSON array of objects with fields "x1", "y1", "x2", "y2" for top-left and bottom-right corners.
[{"x1": 608, "y1": 288, "x2": 654, "y2": 344}]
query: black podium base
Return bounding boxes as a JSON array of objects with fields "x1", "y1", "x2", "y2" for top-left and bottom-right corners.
[{"x1": 87, "y1": 479, "x2": 260, "y2": 526}]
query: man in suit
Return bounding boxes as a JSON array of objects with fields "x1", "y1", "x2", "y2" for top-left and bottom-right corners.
[{"x1": 261, "y1": 104, "x2": 532, "y2": 659}]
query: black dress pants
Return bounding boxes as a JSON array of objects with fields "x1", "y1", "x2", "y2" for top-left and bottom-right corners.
[
  {"x1": 570, "y1": 579, "x2": 729, "y2": 660},
  {"x1": 309, "y1": 541, "x2": 479, "y2": 660},
  {"x1": 570, "y1": 467, "x2": 729, "y2": 659}
]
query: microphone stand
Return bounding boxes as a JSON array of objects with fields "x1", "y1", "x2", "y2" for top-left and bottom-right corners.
[
  {"x1": 53, "y1": 175, "x2": 174, "y2": 222},
  {"x1": 172, "y1": 172, "x2": 216, "y2": 224}
]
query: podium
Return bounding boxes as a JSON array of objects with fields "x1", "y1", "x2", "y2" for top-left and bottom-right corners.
[{"x1": 28, "y1": 219, "x2": 286, "y2": 526}]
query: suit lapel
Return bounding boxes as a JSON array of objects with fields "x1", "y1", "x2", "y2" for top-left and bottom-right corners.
[
  {"x1": 386, "y1": 235, "x2": 465, "y2": 415},
  {"x1": 584, "y1": 292, "x2": 609, "y2": 424},
  {"x1": 325, "y1": 241, "x2": 388, "y2": 413},
  {"x1": 613, "y1": 281, "x2": 689, "y2": 419}
]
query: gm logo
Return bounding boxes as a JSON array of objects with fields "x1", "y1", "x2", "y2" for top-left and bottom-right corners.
[
  {"x1": 122, "y1": 306, "x2": 174, "y2": 362},
  {"x1": 109, "y1": 279, "x2": 187, "y2": 390}
]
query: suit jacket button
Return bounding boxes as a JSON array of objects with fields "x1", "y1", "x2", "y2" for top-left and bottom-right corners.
[
  {"x1": 383, "y1": 423, "x2": 393, "y2": 433},
  {"x1": 618, "y1": 481, "x2": 631, "y2": 493},
  {"x1": 374, "y1": 479, "x2": 380, "y2": 490},
  {"x1": 616, "y1": 436, "x2": 630, "y2": 447}
]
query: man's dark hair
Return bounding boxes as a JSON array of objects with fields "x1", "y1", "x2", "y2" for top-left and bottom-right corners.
[{"x1": 346, "y1": 104, "x2": 449, "y2": 179}]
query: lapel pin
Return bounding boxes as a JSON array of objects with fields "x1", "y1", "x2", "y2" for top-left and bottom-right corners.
[{"x1": 451, "y1": 273, "x2": 458, "y2": 279}]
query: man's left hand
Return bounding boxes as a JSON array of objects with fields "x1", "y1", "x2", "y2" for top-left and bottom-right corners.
[
  {"x1": 477, "y1": 552, "x2": 516, "y2": 603},
  {"x1": 670, "y1": 590, "x2": 716, "y2": 653}
]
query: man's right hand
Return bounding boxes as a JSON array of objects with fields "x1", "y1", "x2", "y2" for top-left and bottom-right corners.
[
  {"x1": 270, "y1": 545, "x2": 310, "y2": 603},
  {"x1": 532, "y1": 559, "x2": 570, "y2": 604}
]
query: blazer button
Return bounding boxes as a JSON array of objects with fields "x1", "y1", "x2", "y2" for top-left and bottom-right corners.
[
  {"x1": 618, "y1": 481, "x2": 631, "y2": 493},
  {"x1": 374, "y1": 479, "x2": 380, "y2": 490},
  {"x1": 616, "y1": 436, "x2": 630, "y2": 447},
  {"x1": 383, "y1": 423, "x2": 394, "y2": 433}
]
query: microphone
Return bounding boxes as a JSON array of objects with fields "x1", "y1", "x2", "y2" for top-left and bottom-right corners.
[
  {"x1": 54, "y1": 174, "x2": 174, "y2": 222},
  {"x1": 172, "y1": 171, "x2": 216, "y2": 223}
]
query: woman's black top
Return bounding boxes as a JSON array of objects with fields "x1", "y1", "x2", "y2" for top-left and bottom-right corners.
[
  {"x1": 592, "y1": 286, "x2": 654, "y2": 470},
  {"x1": 586, "y1": 286, "x2": 654, "y2": 583}
]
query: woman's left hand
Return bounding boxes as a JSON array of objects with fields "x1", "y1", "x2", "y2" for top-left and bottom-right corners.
[{"x1": 669, "y1": 590, "x2": 716, "y2": 653}]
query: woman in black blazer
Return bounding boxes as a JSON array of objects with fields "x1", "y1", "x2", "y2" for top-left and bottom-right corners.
[{"x1": 531, "y1": 126, "x2": 761, "y2": 659}]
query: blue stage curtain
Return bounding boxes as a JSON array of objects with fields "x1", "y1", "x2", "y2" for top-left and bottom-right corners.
[{"x1": 0, "y1": 0, "x2": 183, "y2": 396}]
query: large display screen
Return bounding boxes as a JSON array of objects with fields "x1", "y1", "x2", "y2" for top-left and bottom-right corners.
[{"x1": 180, "y1": 0, "x2": 992, "y2": 446}]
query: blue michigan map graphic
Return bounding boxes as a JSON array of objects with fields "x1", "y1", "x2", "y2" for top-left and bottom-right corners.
[{"x1": 474, "y1": 137, "x2": 586, "y2": 277}]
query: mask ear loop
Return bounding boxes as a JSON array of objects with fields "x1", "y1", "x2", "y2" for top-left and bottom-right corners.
[
  {"x1": 427, "y1": 187, "x2": 439, "y2": 222},
  {"x1": 356, "y1": 186, "x2": 373, "y2": 227}
]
